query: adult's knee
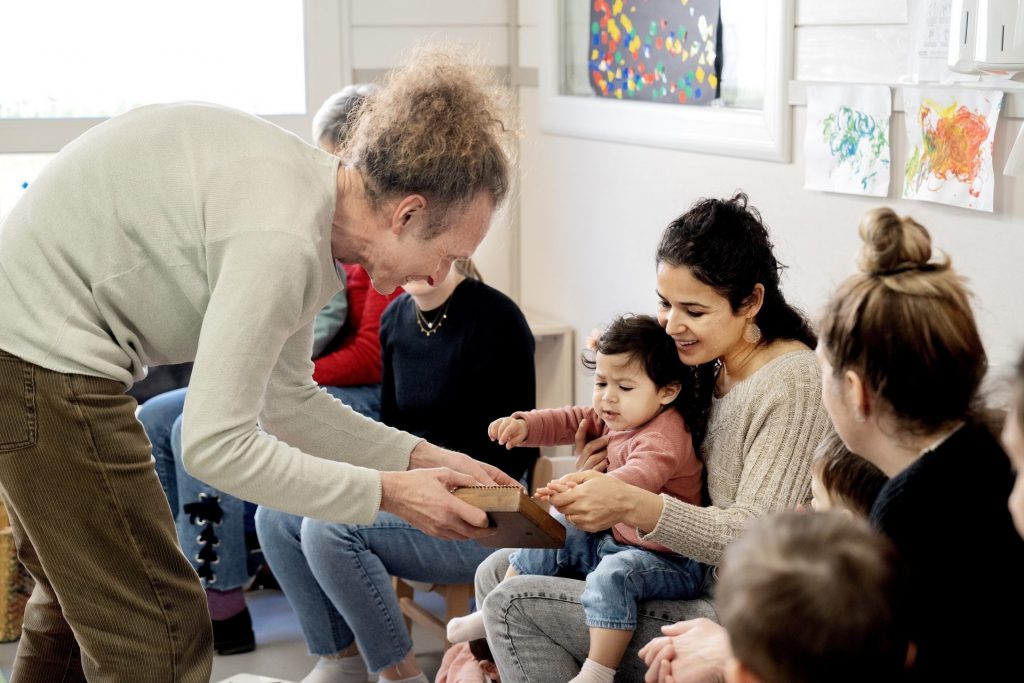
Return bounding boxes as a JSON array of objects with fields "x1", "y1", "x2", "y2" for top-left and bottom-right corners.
[
  {"x1": 135, "y1": 387, "x2": 187, "y2": 435},
  {"x1": 300, "y1": 518, "x2": 364, "y2": 569},
  {"x1": 476, "y1": 548, "x2": 513, "y2": 602},
  {"x1": 254, "y1": 505, "x2": 300, "y2": 551}
]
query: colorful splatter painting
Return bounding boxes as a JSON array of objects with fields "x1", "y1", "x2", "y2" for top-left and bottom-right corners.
[
  {"x1": 805, "y1": 85, "x2": 892, "y2": 197},
  {"x1": 588, "y1": 0, "x2": 721, "y2": 106},
  {"x1": 902, "y1": 88, "x2": 1003, "y2": 212}
]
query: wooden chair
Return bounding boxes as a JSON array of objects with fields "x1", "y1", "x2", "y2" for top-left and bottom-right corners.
[
  {"x1": 393, "y1": 454, "x2": 558, "y2": 648},
  {"x1": 392, "y1": 577, "x2": 474, "y2": 648}
]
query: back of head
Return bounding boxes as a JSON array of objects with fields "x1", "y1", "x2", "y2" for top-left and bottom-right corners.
[
  {"x1": 717, "y1": 511, "x2": 909, "y2": 683},
  {"x1": 312, "y1": 84, "x2": 379, "y2": 152},
  {"x1": 656, "y1": 192, "x2": 816, "y2": 348},
  {"x1": 818, "y1": 208, "x2": 986, "y2": 434},
  {"x1": 340, "y1": 43, "x2": 516, "y2": 237},
  {"x1": 813, "y1": 431, "x2": 888, "y2": 517}
]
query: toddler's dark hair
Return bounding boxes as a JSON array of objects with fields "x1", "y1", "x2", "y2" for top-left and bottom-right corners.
[
  {"x1": 582, "y1": 314, "x2": 685, "y2": 390},
  {"x1": 813, "y1": 432, "x2": 888, "y2": 517},
  {"x1": 468, "y1": 637, "x2": 493, "y2": 663},
  {"x1": 582, "y1": 314, "x2": 705, "y2": 444}
]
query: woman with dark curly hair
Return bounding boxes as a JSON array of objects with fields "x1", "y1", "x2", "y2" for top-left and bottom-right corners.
[{"x1": 475, "y1": 194, "x2": 832, "y2": 682}]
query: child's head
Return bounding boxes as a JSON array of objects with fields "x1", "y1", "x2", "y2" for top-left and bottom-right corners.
[
  {"x1": 1001, "y1": 347, "x2": 1024, "y2": 538},
  {"x1": 717, "y1": 511, "x2": 910, "y2": 683},
  {"x1": 582, "y1": 314, "x2": 686, "y2": 431},
  {"x1": 469, "y1": 638, "x2": 500, "y2": 681},
  {"x1": 810, "y1": 431, "x2": 888, "y2": 517}
]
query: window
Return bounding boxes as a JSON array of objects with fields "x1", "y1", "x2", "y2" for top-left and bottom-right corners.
[
  {"x1": 0, "y1": 1, "x2": 305, "y2": 119},
  {"x1": 0, "y1": 0, "x2": 349, "y2": 152},
  {"x1": 540, "y1": 0, "x2": 793, "y2": 161}
]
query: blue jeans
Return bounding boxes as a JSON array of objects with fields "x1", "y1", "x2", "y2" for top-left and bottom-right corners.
[
  {"x1": 138, "y1": 384, "x2": 382, "y2": 591},
  {"x1": 322, "y1": 384, "x2": 381, "y2": 423},
  {"x1": 254, "y1": 508, "x2": 495, "y2": 672},
  {"x1": 509, "y1": 514, "x2": 706, "y2": 630}
]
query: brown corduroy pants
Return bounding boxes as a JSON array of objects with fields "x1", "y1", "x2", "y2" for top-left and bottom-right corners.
[{"x1": 0, "y1": 350, "x2": 212, "y2": 682}]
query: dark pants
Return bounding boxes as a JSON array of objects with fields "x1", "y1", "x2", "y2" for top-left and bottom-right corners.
[{"x1": 0, "y1": 350, "x2": 212, "y2": 682}]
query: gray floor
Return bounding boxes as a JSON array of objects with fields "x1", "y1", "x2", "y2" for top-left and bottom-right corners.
[{"x1": 0, "y1": 588, "x2": 447, "y2": 682}]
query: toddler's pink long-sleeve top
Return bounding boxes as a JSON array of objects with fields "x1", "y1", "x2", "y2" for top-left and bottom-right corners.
[{"x1": 513, "y1": 406, "x2": 702, "y2": 552}]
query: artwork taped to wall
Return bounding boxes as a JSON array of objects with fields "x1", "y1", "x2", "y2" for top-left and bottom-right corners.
[
  {"x1": 902, "y1": 88, "x2": 1003, "y2": 212},
  {"x1": 588, "y1": 0, "x2": 722, "y2": 106},
  {"x1": 805, "y1": 85, "x2": 892, "y2": 197}
]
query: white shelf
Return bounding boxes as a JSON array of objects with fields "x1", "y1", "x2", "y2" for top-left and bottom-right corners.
[{"x1": 789, "y1": 79, "x2": 1024, "y2": 119}]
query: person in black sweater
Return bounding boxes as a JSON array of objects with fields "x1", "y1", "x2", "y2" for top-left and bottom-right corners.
[
  {"x1": 380, "y1": 258, "x2": 538, "y2": 483},
  {"x1": 255, "y1": 260, "x2": 539, "y2": 683},
  {"x1": 817, "y1": 207, "x2": 1024, "y2": 681}
]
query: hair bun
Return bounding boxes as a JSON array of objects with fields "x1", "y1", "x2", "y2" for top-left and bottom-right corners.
[{"x1": 856, "y1": 208, "x2": 933, "y2": 276}]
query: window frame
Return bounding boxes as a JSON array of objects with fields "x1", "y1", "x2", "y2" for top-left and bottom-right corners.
[
  {"x1": 538, "y1": 0, "x2": 794, "y2": 162},
  {"x1": 0, "y1": 0, "x2": 352, "y2": 153}
]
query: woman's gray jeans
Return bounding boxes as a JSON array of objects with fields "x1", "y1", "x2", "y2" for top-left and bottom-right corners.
[{"x1": 476, "y1": 549, "x2": 719, "y2": 683}]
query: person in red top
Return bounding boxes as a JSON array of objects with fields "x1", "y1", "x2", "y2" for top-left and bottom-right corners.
[
  {"x1": 313, "y1": 262, "x2": 401, "y2": 418},
  {"x1": 448, "y1": 314, "x2": 706, "y2": 683}
]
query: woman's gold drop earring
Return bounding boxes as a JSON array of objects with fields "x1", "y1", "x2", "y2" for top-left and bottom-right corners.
[{"x1": 743, "y1": 319, "x2": 762, "y2": 344}]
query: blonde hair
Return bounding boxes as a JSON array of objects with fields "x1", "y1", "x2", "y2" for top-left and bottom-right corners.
[
  {"x1": 340, "y1": 43, "x2": 516, "y2": 238},
  {"x1": 718, "y1": 511, "x2": 909, "y2": 683},
  {"x1": 818, "y1": 208, "x2": 986, "y2": 434},
  {"x1": 454, "y1": 258, "x2": 482, "y2": 282}
]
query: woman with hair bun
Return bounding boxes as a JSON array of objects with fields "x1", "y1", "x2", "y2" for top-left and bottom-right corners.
[
  {"x1": 475, "y1": 194, "x2": 832, "y2": 682},
  {"x1": 817, "y1": 208, "x2": 1024, "y2": 680}
]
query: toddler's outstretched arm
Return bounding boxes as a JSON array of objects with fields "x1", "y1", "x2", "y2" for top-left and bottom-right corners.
[{"x1": 488, "y1": 415, "x2": 529, "y2": 449}]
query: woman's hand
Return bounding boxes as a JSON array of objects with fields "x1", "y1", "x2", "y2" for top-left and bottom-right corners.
[
  {"x1": 638, "y1": 618, "x2": 731, "y2": 683},
  {"x1": 544, "y1": 470, "x2": 664, "y2": 532},
  {"x1": 574, "y1": 419, "x2": 611, "y2": 471},
  {"x1": 488, "y1": 416, "x2": 529, "y2": 449}
]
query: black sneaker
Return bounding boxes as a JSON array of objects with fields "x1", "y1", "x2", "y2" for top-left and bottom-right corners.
[{"x1": 213, "y1": 607, "x2": 256, "y2": 655}]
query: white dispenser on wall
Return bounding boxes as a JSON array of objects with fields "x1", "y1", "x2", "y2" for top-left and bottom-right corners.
[{"x1": 950, "y1": 0, "x2": 1024, "y2": 73}]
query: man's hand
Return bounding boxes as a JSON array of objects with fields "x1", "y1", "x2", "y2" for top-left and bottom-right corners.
[
  {"x1": 408, "y1": 441, "x2": 519, "y2": 488},
  {"x1": 638, "y1": 618, "x2": 730, "y2": 683},
  {"x1": 379, "y1": 468, "x2": 492, "y2": 540},
  {"x1": 488, "y1": 416, "x2": 529, "y2": 449},
  {"x1": 381, "y1": 441, "x2": 520, "y2": 540}
]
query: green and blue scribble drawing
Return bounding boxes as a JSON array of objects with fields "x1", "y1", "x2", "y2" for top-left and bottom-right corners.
[{"x1": 822, "y1": 107, "x2": 889, "y2": 191}]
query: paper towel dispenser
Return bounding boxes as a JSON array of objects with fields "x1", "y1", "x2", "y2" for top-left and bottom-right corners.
[{"x1": 950, "y1": 0, "x2": 1024, "y2": 73}]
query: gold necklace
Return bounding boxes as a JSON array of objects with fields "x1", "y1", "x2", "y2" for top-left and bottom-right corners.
[{"x1": 414, "y1": 294, "x2": 454, "y2": 337}]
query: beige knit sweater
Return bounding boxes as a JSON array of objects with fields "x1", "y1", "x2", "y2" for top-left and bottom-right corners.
[
  {"x1": 0, "y1": 103, "x2": 419, "y2": 526},
  {"x1": 641, "y1": 350, "x2": 831, "y2": 565}
]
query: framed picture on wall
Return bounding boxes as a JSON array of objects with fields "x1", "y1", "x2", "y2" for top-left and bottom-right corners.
[{"x1": 539, "y1": 0, "x2": 794, "y2": 162}]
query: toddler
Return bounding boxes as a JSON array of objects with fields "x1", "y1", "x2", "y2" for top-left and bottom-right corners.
[
  {"x1": 448, "y1": 314, "x2": 704, "y2": 683},
  {"x1": 717, "y1": 511, "x2": 911, "y2": 683},
  {"x1": 809, "y1": 431, "x2": 888, "y2": 517}
]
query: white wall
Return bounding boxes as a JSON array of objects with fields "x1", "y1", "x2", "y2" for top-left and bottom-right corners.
[{"x1": 516, "y1": 2, "x2": 1024, "y2": 404}]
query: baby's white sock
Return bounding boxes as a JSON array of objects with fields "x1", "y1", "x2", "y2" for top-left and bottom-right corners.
[
  {"x1": 568, "y1": 658, "x2": 616, "y2": 683},
  {"x1": 446, "y1": 610, "x2": 487, "y2": 643},
  {"x1": 300, "y1": 654, "x2": 368, "y2": 683},
  {"x1": 378, "y1": 674, "x2": 430, "y2": 683}
]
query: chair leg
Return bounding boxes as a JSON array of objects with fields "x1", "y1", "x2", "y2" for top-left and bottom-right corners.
[{"x1": 444, "y1": 583, "x2": 474, "y2": 623}]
